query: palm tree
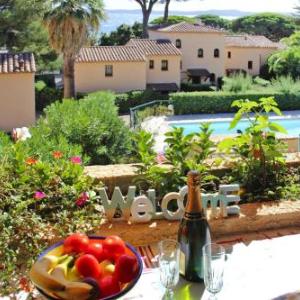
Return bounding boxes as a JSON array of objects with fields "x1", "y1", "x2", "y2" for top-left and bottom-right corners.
[{"x1": 44, "y1": 0, "x2": 105, "y2": 98}]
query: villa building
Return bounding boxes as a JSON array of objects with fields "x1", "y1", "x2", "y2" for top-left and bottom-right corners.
[
  {"x1": 0, "y1": 52, "x2": 35, "y2": 132},
  {"x1": 74, "y1": 39, "x2": 181, "y2": 94},
  {"x1": 75, "y1": 21, "x2": 281, "y2": 93}
]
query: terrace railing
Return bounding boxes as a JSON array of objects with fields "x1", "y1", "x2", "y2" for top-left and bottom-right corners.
[{"x1": 129, "y1": 100, "x2": 171, "y2": 128}]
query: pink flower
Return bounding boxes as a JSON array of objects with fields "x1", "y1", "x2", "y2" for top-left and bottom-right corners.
[
  {"x1": 156, "y1": 152, "x2": 166, "y2": 165},
  {"x1": 75, "y1": 192, "x2": 89, "y2": 207},
  {"x1": 70, "y1": 156, "x2": 82, "y2": 164},
  {"x1": 34, "y1": 191, "x2": 46, "y2": 200}
]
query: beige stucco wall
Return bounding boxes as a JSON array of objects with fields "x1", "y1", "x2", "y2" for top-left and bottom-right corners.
[
  {"x1": 149, "y1": 30, "x2": 226, "y2": 80},
  {"x1": 75, "y1": 61, "x2": 147, "y2": 93},
  {"x1": 146, "y1": 55, "x2": 181, "y2": 87},
  {"x1": 0, "y1": 73, "x2": 35, "y2": 132},
  {"x1": 225, "y1": 47, "x2": 277, "y2": 76}
]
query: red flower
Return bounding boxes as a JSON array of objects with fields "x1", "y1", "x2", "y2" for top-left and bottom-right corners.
[
  {"x1": 75, "y1": 192, "x2": 89, "y2": 208},
  {"x1": 34, "y1": 191, "x2": 46, "y2": 200},
  {"x1": 52, "y1": 151, "x2": 63, "y2": 159},
  {"x1": 25, "y1": 157, "x2": 37, "y2": 165},
  {"x1": 156, "y1": 153, "x2": 166, "y2": 165},
  {"x1": 70, "y1": 156, "x2": 82, "y2": 164}
]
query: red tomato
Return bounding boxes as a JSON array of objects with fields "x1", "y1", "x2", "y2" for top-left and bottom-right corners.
[
  {"x1": 114, "y1": 254, "x2": 138, "y2": 283},
  {"x1": 64, "y1": 233, "x2": 89, "y2": 254},
  {"x1": 75, "y1": 254, "x2": 102, "y2": 279},
  {"x1": 86, "y1": 242, "x2": 104, "y2": 262},
  {"x1": 98, "y1": 275, "x2": 120, "y2": 298},
  {"x1": 103, "y1": 236, "x2": 126, "y2": 261}
]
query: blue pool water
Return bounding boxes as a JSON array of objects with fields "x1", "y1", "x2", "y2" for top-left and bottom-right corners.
[{"x1": 172, "y1": 118, "x2": 300, "y2": 136}]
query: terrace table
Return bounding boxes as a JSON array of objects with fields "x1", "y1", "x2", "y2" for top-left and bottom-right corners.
[{"x1": 122, "y1": 234, "x2": 300, "y2": 300}]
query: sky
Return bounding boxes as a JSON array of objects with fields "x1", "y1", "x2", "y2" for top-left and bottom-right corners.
[{"x1": 104, "y1": 0, "x2": 298, "y2": 13}]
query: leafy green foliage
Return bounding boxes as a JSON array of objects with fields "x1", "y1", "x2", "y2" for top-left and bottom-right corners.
[
  {"x1": 100, "y1": 22, "x2": 143, "y2": 45},
  {"x1": 115, "y1": 89, "x2": 169, "y2": 114},
  {"x1": 0, "y1": 133, "x2": 103, "y2": 293},
  {"x1": 133, "y1": 123, "x2": 218, "y2": 200},
  {"x1": 136, "y1": 105, "x2": 172, "y2": 124},
  {"x1": 197, "y1": 14, "x2": 232, "y2": 30},
  {"x1": 270, "y1": 76, "x2": 300, "y2": 94},
  {"x1": 232, "y1": 13, "x2": 298, "y2": 41},
  {"x1": 34, "y1": 91, "x2": 132, "y2": 165},
  {"x1": 218, "y1": 97, "x2": 287, "y2": 200},
  {"x1": 0, "y1": 1, "x2": 61, "y2": 71},
  {"x1": 171, "y1": 91, "x2": 300, "y2": 114},
  {"x1": 222, "y1": 74, "x2": 253, "y2": 93},
  {"x1": 268, "y1": 31, "x2": 300, "y2": 79},
  {"x1": 35, "y1": 81, "x2": 63, "y2": 112},
  {"x1": 150, "y1": 15, "x2": 195, "y2": 25}
]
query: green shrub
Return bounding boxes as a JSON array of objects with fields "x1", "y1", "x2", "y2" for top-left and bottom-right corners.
[
  {"x1": 34, "y1": 91, "x2": 132, "y2": 165},
  {"x1": 115, "y1": 89, "x2": 169, "y2": 114},
  {"x1": 171, "y1": 91, "x2": 300, "y2": 114},
  {"x1": 136, "y1": 104, "x2": 172, "y2": 124},
  {"x1": 222, "y1": 74, "x2": 253, "y2": 93},
  {"x1": 35, "y1": 83, "x2": 63, "y2": 112},
  {"x1": 253, "y1": 76, "x2": 270, "y2": 87},
  {"x1": 271, "y1": 76, "x2": 300, "y2": 94},
  {"x1": 0, "y1": 134, "x2": 103, "y2": 293},
  {"x1": 180, "y1": 82, "x2": 215, "y2": 92}
]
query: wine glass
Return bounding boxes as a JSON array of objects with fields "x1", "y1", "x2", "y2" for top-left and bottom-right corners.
[
  {"x1": 203, "y1": 243, "x2": 226, "y2": 300},
  {"x1": 158, "y1": 239, "x2": 180, "y2": 299}
]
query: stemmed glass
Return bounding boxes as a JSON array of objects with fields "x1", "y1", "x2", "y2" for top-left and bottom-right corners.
[
  {"x1": 203, "y1": 243, "x2": 226, "y2": 300},
  {"x1": 158, "y1": 239, "x2": 180, "y2": 299}
]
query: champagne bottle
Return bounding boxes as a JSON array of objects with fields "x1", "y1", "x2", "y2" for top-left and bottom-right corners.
[{"x1": 178, "y1": 170, "x2": 211, "y2": 282}]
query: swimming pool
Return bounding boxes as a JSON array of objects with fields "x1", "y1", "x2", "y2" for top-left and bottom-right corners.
[{"x1": 171, "y1": 117, "x2": 300, "y2": 136}]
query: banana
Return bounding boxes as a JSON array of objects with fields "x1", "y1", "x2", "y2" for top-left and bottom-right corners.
[
  {"x1": 29, "y1": 255, "x2": 68, "y2": 292},
  {"x1": 50, "y1": 256, "x2": 99, "y2": 300}
]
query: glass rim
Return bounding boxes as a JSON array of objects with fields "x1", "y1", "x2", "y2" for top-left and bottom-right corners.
[
  {"x1": 202, "y1": 242, "x2": 225, "y2": 255},
  {"x1": 158, "y1": 239, "x2": 180, "y2": 246}
]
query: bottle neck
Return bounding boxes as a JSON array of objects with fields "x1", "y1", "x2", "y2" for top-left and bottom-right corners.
[{"x1": 184, "y1": 183, "x2": 204, "y2": 220}]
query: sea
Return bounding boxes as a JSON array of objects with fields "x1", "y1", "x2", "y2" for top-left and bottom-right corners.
[{"x1": 100, "y1": 10, "x2": 244, "y2": 34}]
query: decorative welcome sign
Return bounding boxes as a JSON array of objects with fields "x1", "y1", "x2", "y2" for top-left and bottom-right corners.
[{"x1": 99, "y1": 184, "x2": 241, "y2": 223}]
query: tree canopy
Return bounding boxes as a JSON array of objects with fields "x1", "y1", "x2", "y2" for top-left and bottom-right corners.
[
  {"x1": 268, "y1": 31, "x2": 300, "y2": 79},
  {"x1": 100, "y1": 22, "x2": 143, "y2": 46},
  {"x1": 150, "y1": 15, "x2": 195, "y2": 25},
  {"x1": 0, "y1": 0, "x2": 61, "y2": 71},
  {"x1": 197, "y1": 14, "x2": 232, "y2": 30},
  {"x1": 232, "y1": 13, "x2": 298, "y2": 41}
]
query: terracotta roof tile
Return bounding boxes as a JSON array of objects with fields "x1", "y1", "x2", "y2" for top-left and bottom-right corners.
[
  {"x1": 76, "y1": 46, "x2": 145, "y2": 62},
  {"x1": 0, "y1": 52, "x2": 36, "y2": 74},
  {"x1": 225, "y1": 35, "x2": 280, "y2": 48},
  {"x1": 149, "y1": 22, "x2": 225, "y2": 33},
  {"x1": 126, "y1": 39, "x2": 181, "y2": 56}
]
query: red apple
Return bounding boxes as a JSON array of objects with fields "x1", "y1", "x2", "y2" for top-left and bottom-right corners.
[
  {"x1": 75, "y1": 254, "x2": 102, "y2": 279},
  {"x1": 98, "y1": 275, "x2": 120, "y2": 298},
  {"x1": 114, "y1": 254, "x2": 139, "y2": 283}
]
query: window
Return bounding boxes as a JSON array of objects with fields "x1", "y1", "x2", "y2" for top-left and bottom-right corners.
[
  {"x1": 214, "y1": 48, "x2": 220, "y2": 58},
  {"x1": 198, "y1": 48, "x2": 204, "y2": 58},
  {"x1": 149, "y1": 60, "x2": 154, "y2": 69},
  {"x1": 105, "y1": 65, "x2": 113, "y2": 77},
  {"x1": 248, "y1": 61, "x2": 253, "y2": 70},
  {"x1": 175, "y1": 39, "x2": 182, "y2": 48},
  {"x1": 161, "y1": 60, "x2": 168, "y2": 71},
  {"x1": 228, "y1": 51, "x2": 231, "y2": 59}
]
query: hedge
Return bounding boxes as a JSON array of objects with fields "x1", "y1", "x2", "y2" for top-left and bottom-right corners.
[
  {"x1": 115, "y1": 90, "x2": 169, "y2": 114},
  {"x1": 180, "y1": 83, "x2": 215, "y2": 92},
  {"x1": 170, "y1": 91, "x2": 300, "y2": 114}
]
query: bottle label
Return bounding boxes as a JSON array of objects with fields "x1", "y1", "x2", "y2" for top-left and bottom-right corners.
[{"x1": 179, "y1": 250, "x2": 185, "y2": 276}]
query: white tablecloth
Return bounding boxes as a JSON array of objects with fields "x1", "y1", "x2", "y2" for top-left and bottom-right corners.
[{"x1": 122, "y1": 235, "x2": 300, "y2": 300}]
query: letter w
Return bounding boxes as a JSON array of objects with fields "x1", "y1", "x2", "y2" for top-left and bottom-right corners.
[{"x1": 99, "y1": 186, "x2": 136, "y2": 221}]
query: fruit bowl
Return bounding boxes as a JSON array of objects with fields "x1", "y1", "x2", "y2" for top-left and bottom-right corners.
[{"x1": 32, "y1": 235, "x2": 143, "y2": 300}]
